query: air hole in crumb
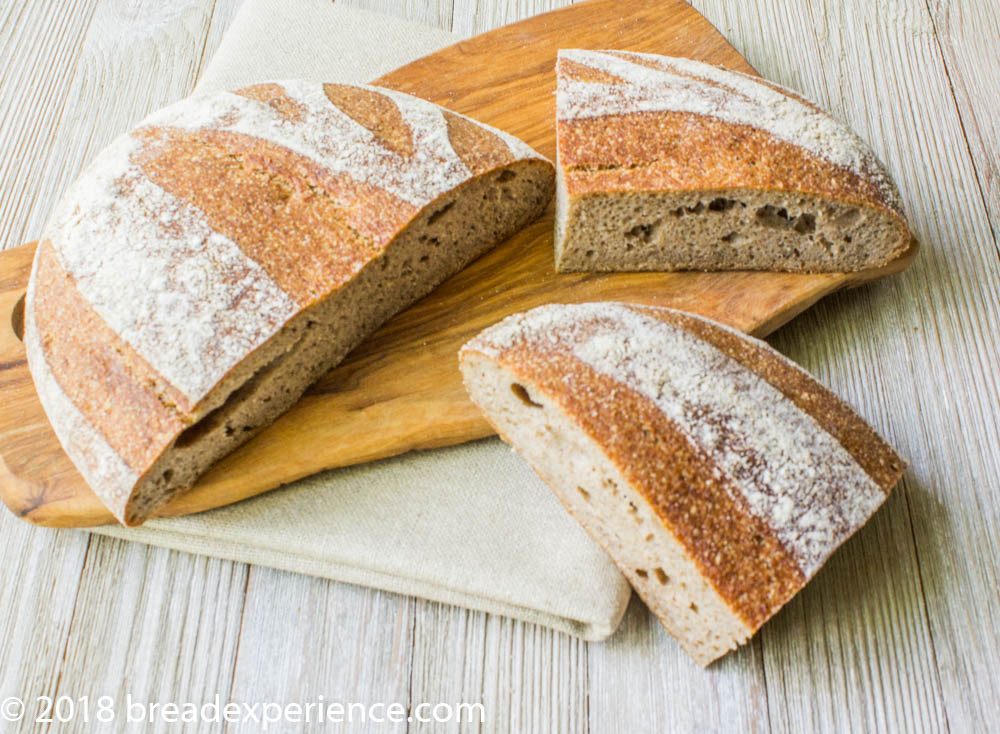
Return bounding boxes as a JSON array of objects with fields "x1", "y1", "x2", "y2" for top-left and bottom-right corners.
[
  {"x1": 635, "y1": 569, "x2": 648, "y2": 579},
  {"x1": 689, "y1": 602, "x2": 699, "y2": 613},
  {"x1": 672, "y1": 200, "x2": 709, "y2": 217},
  {"x1": 793, "y1": 213, "x2": 816, "y2": 234},
  {"x1": 577, "y1": 486, "x2": 591, "y2": 501},
  {"x1": 654, "y1": 568, "x2": 669, "y2": 584},
  {"x1": 844, "y1": 235, "x2": 853, "y2": 243},
  {"x1": 720, "y1": 231, "x2": 739, "y2": 244},
  {"x1": 756, "y1": 204, "x2": 790, "y2": 227},
  {"x1": 511, "y1": 382, "x2": 542, "y2": 408},
  {"x1": 162, "y1": 469, "x2": 173, "y2": 483},
  {"x1": 708, "y1": 197, "x2": 736, "y2": 212},
  {"x1": 625, "y1": 221, "x2": 659, "y2": 244},
  {"x1": 497, "y1": 170, "x2": 517, "y2": 183},
  {"x1": 756, "y1": 204, "x2": 816, "y2": 234},
  {"x1": 427, "y1": 201, "x2": 454, "y2": 225},
  {"x1": 584, "y1": 249, "x2": 595, "y2": 258},
  {"x1": 11, "y1": 293, "x2": 25, "y2": 341}
]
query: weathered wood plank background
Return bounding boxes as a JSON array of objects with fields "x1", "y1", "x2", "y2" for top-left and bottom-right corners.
[{"x1": 0, "y1": 0, "x2": 997, "y2": 731}]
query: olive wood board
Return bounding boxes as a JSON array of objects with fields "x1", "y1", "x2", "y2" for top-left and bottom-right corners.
[{"x1": 0, "y1": 0, "x2": 916, "y2": 527}]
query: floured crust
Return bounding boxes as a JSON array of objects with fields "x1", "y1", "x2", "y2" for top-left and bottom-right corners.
[
  {"x1": 30, "y1": 243, "x2": 190, "y2": 472},
  {"x1": 25, "y1": 80, "x2": 554, "y2": 524},
  {"x1": 554, "y1": 50, "x2": 911, "y2": 273},
  {"x1": 633, "y1": 306, "x2": 903, "y2": 490},
  {"x1": 459, "y1": 302, "x2": 904, "y2": 662},
  {"x1": 556, "y1": 49, "x2": 901, "y2": 209}
]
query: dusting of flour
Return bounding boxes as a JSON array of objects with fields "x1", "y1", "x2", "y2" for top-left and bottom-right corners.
[
  {"x1": 557, "y1": 50, "x2": 901, "y2": 210},
  {"x1": 465, "y1": 302, "x2": 886, "y2": 577}
]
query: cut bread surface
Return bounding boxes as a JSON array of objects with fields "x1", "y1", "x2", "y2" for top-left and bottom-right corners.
[
  {"x1": 554, "y1": 50, "x2": 911, "y2": 273},
  {"x1": 556, "y1": 189, "x2": 907, "y2": 273},
  {"x1": 127, "y1": 162, "x2": 551, "y2": 525},
  {"x1": 25, "y1": 80, "x2": 554, "y2": 525},
  {"x1": 459, "y1": 302, "x2": 904, "y2": 664},
  {"x1": 463, "y1": 354, "x2": 753, "y2": 664}
]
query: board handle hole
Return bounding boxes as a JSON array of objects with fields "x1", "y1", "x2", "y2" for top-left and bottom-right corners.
[{"x1": 11, "y1": 292, "x2": 25, "y2": 342}]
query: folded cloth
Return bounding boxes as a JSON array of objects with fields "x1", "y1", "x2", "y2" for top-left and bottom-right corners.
[{"x1": 93, "y1": 0, "x2": 631, "y2": 641}]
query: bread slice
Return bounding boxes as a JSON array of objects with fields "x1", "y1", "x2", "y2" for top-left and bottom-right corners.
[
  {"x1": 554, "y1": 50, "x2": 911, "y2": 273},
  {"x1": 459, "y1": 302, "x2": 904, "y2": 665},
  {"x1": 24, "y1": 80, "x2": 554, "y2": 525}
]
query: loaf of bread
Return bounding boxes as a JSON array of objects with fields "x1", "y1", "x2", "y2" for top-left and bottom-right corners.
[
  {"x1": 25, "y1": 80, "x2": 554, "y2": 526},
  {"x1": 554, "y1": 50, "x2": 911, "y2": 273},
  {"x1": 460, "y1": 302, "x2": 904, "y2": 665}
]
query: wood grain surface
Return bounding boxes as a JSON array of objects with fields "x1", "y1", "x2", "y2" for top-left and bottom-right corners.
[
  {"x1": 0, "y1": 0, "x2": 915, "y2": 528},
  {"x1": 1, "y1": 1, "x2": 998, "y2": 732}
]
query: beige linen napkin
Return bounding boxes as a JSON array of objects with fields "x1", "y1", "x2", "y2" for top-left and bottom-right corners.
[{"x1": 94, "y1": 0, "x2": 631, "y2": 641}]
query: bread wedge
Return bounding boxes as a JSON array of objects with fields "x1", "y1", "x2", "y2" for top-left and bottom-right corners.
[
  {"x1": 459, "y1": 302, "x2": 904, "y2": 665},
  {"x1": 25, "y1": 80, "x2": 554, "y2": 525},
  {"x1": 554, "y1": 50, "x2": 911, "y2": 273}
]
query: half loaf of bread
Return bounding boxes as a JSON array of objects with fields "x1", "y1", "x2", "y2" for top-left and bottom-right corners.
[
  {"x1": 459, "y1": 302, "x2": 904, "y2": 665},
  {"x1": 554, "y1": 50, "x2": 911, "y2": 273},
  {"x1": 25, "y1": 80, "x2": 554, "y2": 526}
]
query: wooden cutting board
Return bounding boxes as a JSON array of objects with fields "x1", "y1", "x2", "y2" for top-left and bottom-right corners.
[{"x1": 0, "y1": 0, "x2": 916, "y2": 527}]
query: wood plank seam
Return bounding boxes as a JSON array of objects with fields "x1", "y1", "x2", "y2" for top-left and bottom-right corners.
[
  {"x1": 899, "y1": 477, "x2": 951, "y2": 732},
  {"x1": 0, "y1": 0, "x2": 100, "y2": 250},
  {"x1": 225, "y1": 565, "x2": 252, "y2": 709},
  {"x1": 922, "y1": 0, "x2": 1000, "y2": 263},
  {"x1": 191, "y1": 0, "x2": 223, "y2": 83},
  {"x1": 404, "y1": 598, "x2": 419, "y2": 731},
  {"x1": 41, "y1": 532, "x2": 94, "y2": 708},
  {"x1": 756, "y1": 636, "x2": 776, "y2": 734}
]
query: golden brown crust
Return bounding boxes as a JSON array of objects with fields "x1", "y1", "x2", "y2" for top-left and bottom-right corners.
[
  {"x1": 323, "y1": 83, "x2": 414, "y2": 158},
  {"x1": 558, "y1": 111, "x2": 897, "y2": 213},
  {"x1": 442, "y1": 111, "x2": 516, "y2": 175},
  {"x1": 233, "y1": 83, "x2": 307, "y2": 122},
  {"x1": 171, "y1": 127, "x2": 419, "y2": 247},
  {"x1": 636, "y1": 307, "x2": 905, "y2": 492},
  {"x1": 558, "y1": 58, "x2": 626, "y2": 85},
  {"x1": 133, "y1": 126, "x2": 385, "y2": 307},
  {"x1": 496, "y1": 343, "x2": 806, "y2": 629},
  {"x1": 32, "y1": 242, "x2": 189, "y2": 472}
]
